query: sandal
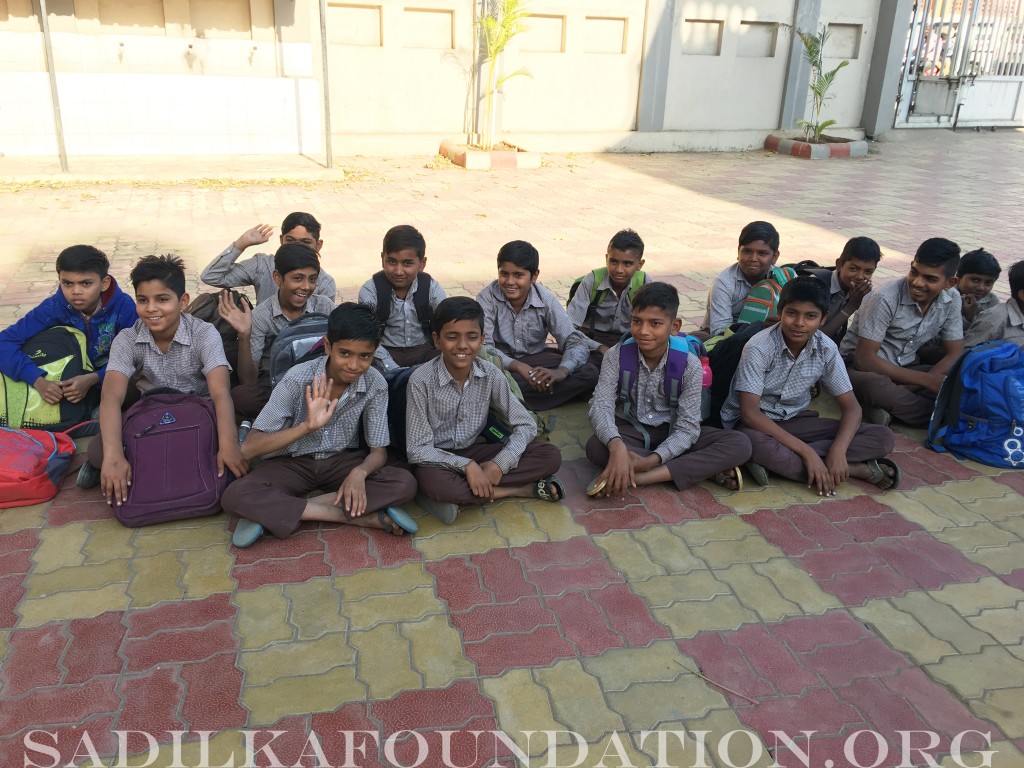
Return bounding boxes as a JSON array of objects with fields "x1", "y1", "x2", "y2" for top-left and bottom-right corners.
[
  {"x1": 586, "y1": 476, "x2": 607, "y2": 497},
  {"x1": 744, "y1": 461, "x2": 769, "y2": 487},
  {"x1": 378, "y1": 506, "x2": 419, "y2": 535},
  {"x1": 533, "y1": 476, "x2": 565, "y2": 502},
  {"x1": 865, "y1": 458, "x2": 900, "y2": 490},
  {"x1": 713, "y1": 466, "x2": 744, "y2": 491}
]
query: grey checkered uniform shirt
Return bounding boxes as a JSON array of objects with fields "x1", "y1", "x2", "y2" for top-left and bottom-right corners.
[
  {"x1": 250, "y1": 293, "x2": 335, "y2": 371},
  {"x1": 358, "y1": 276, "x2": 447, "y2": 370},
  {"x1": 567, "y1": 271, "x2": 651, "y2": 352},
  {"x1": 201, "y1": 245, "x2": 337, "y2": 305}
]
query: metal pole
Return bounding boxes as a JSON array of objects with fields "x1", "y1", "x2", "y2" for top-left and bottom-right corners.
[
  {"x1": 37, "y1": 0, "x2": 68, "y2": 173},
  {"x1": 318, "y1": 0, "x2": 333, "y2": 169}
]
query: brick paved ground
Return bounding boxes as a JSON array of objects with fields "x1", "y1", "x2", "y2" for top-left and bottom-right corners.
[{"x1": 1, "y1": 131, "x2": 1023, "y2": 767}]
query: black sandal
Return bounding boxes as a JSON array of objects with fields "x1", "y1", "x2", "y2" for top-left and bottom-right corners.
[{"x1": 533, "y1": 476, "x2": 565, "y2": 502}]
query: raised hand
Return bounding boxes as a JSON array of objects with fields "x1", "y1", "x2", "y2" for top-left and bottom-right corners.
[
  {"x1": 304, "y1": 374, "x2": 338, "y2": 432},
  {"x1": 234, "y1": 224, "x2": 274, "y2": 251},
  {"x1": 218, "y1": 289, "x2": 252, "y2": 336}
]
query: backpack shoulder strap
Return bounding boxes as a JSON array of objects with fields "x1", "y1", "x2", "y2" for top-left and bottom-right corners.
[
  {"x1": 414, "y1": 273, "x2": 434, "y2": 339},
  {"x1": 617, "y1": 339, "x2": 639, "y2": 418},
  {"x1": 628, "y1": 271, "x2": 647, "y2": 302},
  {"x1": 588, "y1": 268, "x2": 609, "y2": 307},
  {"x1": 664, "y1": 336, "x2": 691, "y2": 412},
  {"x1": 371, "y1": 271, "x2": 392, "y2": 333}
]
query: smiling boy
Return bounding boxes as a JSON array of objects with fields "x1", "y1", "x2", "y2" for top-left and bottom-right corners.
[
  {"x1": 723, "y1": 277, "x2": 898, "y2": 495},
  {"x1": 841, "y1": 238, "x2": 964, "y2": 427},
  {"x1": 357, "y1": 225, "x2": 446, "y2": 370},
  {"x1": 702, "y1": 221, "x2": 781, "y2": 336},
  {"x1": 224, "y1": 303, "x2": 418, "y2": 547},
  {"x1": 477, "y1": 240, "x2": 600, "y2": 410},
  {"x1": 818, "y1": 237, "x2": 881, "y2": 345},
  {"x1": 406, "y1": 297, "x2": 564, "y2": 524}
]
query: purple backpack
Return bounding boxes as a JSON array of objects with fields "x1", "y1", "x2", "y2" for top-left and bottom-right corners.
[{"x1": 115, "y1": 392, "x2": 228, "y2": 527}]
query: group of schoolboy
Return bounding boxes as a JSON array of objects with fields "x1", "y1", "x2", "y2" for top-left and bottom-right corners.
[{"x1": 3, "y1": 211, "x2": 1021, "y2": 547}]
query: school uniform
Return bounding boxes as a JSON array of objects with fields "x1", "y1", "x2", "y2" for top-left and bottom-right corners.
[
  {"x1": 357, "y1": 275, "x2": 446, "y2": 370},
  {"x1": 221, "y1": 357, "x2": 416, "y2": 539},
  {"x1": 232, "y1": 292, "x2": 335, "y2": 420},
  {"x1": 821, "y1": 271, "x2": 854, "y2": 345},
  {"x1": 566, "y1": 271, "x2": 651, "y2": 350},
  {"x1": 87, "y1": 313, "x2": 229, "y2": 467},
  {"x1": 406, "y1": 356, "x2": 562, "y2": 505},
  {"x1": 723, "y1": 325, "x2": 893, "y2": 482},
  {"x1": 964, "y1": 298, "x2": 1024, "y2": 350},
  {"x1": 702, "y1": 263, "x2": 755, "y2": 336},
  {"x1": 201, "y1": 246, "x2": 337, "y2": 304},
  {"x1": 840, "y1": 279, "x2": 963, "y2": 427},
  {"x1": 476, "y1": 281, "x2": 600, "y2": 410},
  {"x1": 587, "y1": 343, "x2": 751, "y2": 490}
]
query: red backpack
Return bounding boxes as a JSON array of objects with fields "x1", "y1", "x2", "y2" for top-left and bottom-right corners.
[{"x1": 0, "y1": 427, "x2": 77, "y2": 509}]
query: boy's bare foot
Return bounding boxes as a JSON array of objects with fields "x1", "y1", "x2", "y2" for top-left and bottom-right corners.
[
  {"x1": 861, "y1": 458, "x2": 900, "y2": 490},
  {"x1": 712, "y1": 466, "x2": 744, "y2": 491}
]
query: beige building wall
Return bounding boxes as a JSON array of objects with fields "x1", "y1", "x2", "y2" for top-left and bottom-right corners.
[{"x1": 820, "y1": 0, "x2": 881, "y2": 129}]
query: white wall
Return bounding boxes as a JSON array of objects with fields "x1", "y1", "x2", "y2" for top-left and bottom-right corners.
[{"x1": 818, "y1": 0, "x2": 880, "y2": 129}]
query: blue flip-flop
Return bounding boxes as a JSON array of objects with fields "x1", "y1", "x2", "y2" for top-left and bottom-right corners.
[
  {"x1": 379, "y1": 506, "x2": 419, "y2": 535},
  {"x1": 232, "y1": 518, "x2": 264, "y2": 548}
]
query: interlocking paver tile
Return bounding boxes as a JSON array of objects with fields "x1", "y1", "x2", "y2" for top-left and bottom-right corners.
[
  {"x1": 351, "y1": 623, "x2": 421, "y2": 698},
  {"x1": 931, "y1": 577, "x2": 1024, "y2": 615},
  {"x1": 127, "y1": 551, "x2": 186, "y2": 606},
  {"x1": 852, "y1": 599, "x2": 957, "y2": 663},
  {"x1": 966, "y1": 606, "x2": 1024, "y2": 645},
  {"x1": 891, "y1": 591, "x2": 997, "y2": 653},
  {"x1": 178, "y1": 654, "x2": 247, "y2": 730},
  {"x1": 243, "y1": 665, "x2": 367, "y2": 725},
  {"x1": 17, "y1": 582, "x2": 129, "y2": 627},
  {"x1": 536, "y1": 659, "x2": 626, "y2": 738},
  {"x1": 238, "y1": 632, "x2": 355, "y2": 686},
  {"x1": 481, "y1": 669, "x2": 565, "y2": 755},
  {"x1": 31, "y1": 521, "x2": 89, "y2": 573},
  {"x1": 22, "y1": 558, "x2": 131, "y2": 599},
  {"x1": 344, "y1": 586, "x2": 445, "y2": 630},
  {"x1": 403, "y1": 613, "x2": 476, "y2": 687},
  {"x1": 927, "y1": 645, "x2": 1024, "y2": 699}
]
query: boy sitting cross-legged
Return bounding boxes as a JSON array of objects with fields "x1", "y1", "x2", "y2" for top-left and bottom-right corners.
[
  {"x1": 586, "y1": 282, "x2": 751, "y2": 497},
  {"x1": 78, "y1": 255, "x2": 247, "y2": 498},
  {"x1": 223, "y1": 303, "x2": 418, "y2": 547},
  {"x1": 702, "y1": 221, "x2": 782, "y2": 337},
  {"x1": 406, "y1": 296, "x2": 564, "y2": 525},
  {"x1": 566, "y1": 229, "x2": 651, "y2": 356},
  {"x1": 722, "y1": 277, "x2": 899, "y2": 496},
  {"x1": 357, "y1": 224, "x2": 446, "y2": 371},
  {"x1": 477, "y1": 240, "x2": 600, "y2": 410}
]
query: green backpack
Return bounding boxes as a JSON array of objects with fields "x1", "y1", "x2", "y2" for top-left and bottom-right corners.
[
  {"x1": 0, "y1": 326, "x2": 97, "y2": 431},
  {"x1": 566, "y1": 268, "x2": 647, "y2": 315}
]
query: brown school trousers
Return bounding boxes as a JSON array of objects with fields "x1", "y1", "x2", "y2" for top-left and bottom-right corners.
[
  {"x1": 584, "y1": 328, "x2": 625, "y2": 348},
  {"x1": 415, "y1": 441, "x2": 562, "y2": 505},
  {"x1": 739, "y1": 411, "x2": 895, "y2": 483},
  {"x1": 232, "y1": 382, "x2": 271, "y2": 422},
  {"x1": 221, "y1": 451, "x2": 417, "y2": 539},
  {"x1": 586, "y1": 418, "x2": 752, "y2": 491},
  {"x1": 846, "y1": 365, "x2": 936, "y2": 427},
  {"x1": 510, "y1": 350, "x2": 600, "y2": 411},
  {"x1": 385, "y1": 343, "x2": 441, "y2": 368}
]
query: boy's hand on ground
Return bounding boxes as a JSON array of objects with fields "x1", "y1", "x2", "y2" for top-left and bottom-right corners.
[
  {"x1": 304, "y1": 375, "x2": 338, "y2": 431},
  {"x1": 803, "y1": 452, "x2": 835, "y2": 496},
  {"x1": 33, "y1": 377, "x2": 64, "y2": 404},
  {"x1": 218, "y1": 290, "x2": 252, "y2": 336},
  {"x1": 825, "y1": 451, "x2": 849, "y2": 487},
  {"x1": 335, "y1": 468, "x2": 368, "y2": 517},
  {"x1": 962, "y1": 294, "x2": 979, "y2": 323},
  {"x1": 602, "y1": 441, "x2": 635, "y2": 498},
  {"x1": 234, "y1": 224, "x2": 273, "y2": 251},
  {"x1": 465, "y1": 461, "x2": 494, "y2": 500},
  {"x1": 101, "y1": 457, "x2": 131, "y2": 506},
  {"x1": 218, "y1": 443, "x2": 249, "y2": 479},
  {"x1": 60, "y1": 374, "x2": 97, "y2": 404}
]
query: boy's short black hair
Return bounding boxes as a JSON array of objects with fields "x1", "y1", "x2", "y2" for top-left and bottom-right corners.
[
  {"x1": 383, "y1": 225, "x2": 426, "y2": 260},
  {"x1": 739, "y1": 221, "x2": 780, "y2": 252},
  {"x1": 274, "y1": 243, "x2": 321, "y2": 277},
  {"x1": 55, "y1": 245, "x2": 110, "y2": 278},
  {"x1": 281, "y1": 212, "x2": 321, "y2": 240},
  {"x1": 327, "y1": 303, "x2": 380, "y2": 346},
  {"x1": 915, "y1": 238, "x2": 961, "y2": 277},
  {"x1": 1009, "y1": 260, "x2": 1024, "y2": 299},
  {"x1": 432, "y1": 296, "x2": 484, "y2": 335},
  {"x1": 632, "y1": 282, "x2": 679, "y2": 318},
  {"x1": 958, "y1": 248, "x2": 1001, "y2": 279},
  {"x1": 839, "y1": 236, "x2": 882, "y2": 265},
  {"x1": 130, "y1": 255, "x2": 186, "y2": 298},
  {"x1": 608, "y1": 229, "x2": 644, "y2": 257},
  {"x1": 497, "y1": 240, "x2": 539, "y2": 274},
  {"x1": 778, "y1": 275, "x2": 830, "y2": 315}
]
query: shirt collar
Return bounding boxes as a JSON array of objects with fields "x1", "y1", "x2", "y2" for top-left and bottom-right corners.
[
  {"x1": 492, "y1": 281, "x2": 545, "y2": 311},
  {"x1": 830, "y1": 271, "x2": 844, "y2": 296},
  {"x1": 432, "y1": 354, "x2": 486, "y2": 387},
  {"x1": 136, "y1": 313, "x2": 192, "y2": 349},
  {"x1": 770, "y1": 322, "x2": 823, "y2": 360},
  {"x1": 897, "y1": 279, "x2": 953, "y2": 310},
  {"x1": 1009, "y1": 299, "x2": 1024, "y2": 327}
]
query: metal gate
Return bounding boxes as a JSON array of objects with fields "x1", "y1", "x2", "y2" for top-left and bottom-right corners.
[{"x1": 895, "y1": 0, "x2": 1024, "y2": 128}]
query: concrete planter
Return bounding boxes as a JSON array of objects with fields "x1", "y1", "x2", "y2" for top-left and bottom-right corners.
[
  {"x1": 764, "y1": 132, "x2": 868, "y2": 159},
  {"x1": 439, "y1": 139, "x2": 541, "y2": 170}
]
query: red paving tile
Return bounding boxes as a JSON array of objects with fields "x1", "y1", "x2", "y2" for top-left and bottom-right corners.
[
  {"x1": 244, "y1": 715, "x2": 311, "y2": 767},
  {"x1": 1001, "y1": 569, "x2": 1024, "y2": 590},
  {"x1": 450, "y1": 597, "x2": 555, "y2": 642},
  {"x1": 116, "y1": 666, "x2": 187, "y2": 737},
  {"x1": 799, "y1": 636, "x2": 911, "y2": 687},
  {"x1": 642, "y1": 486, "x2": 701, "y2": 524},
  {"x1": 64, "y1": 611, "x2": 127, "y2": 683},
  {"x1": 527, "y1": 558, "x2": 626, "y2": 596},
  {"x1": 0, "y1": 572, "x2": 27, "y2": 629},
  {"x1": 870, "y1": 536, "x2": 969, "y2": 589},
  {"x1": 232, "y1": 551, "x2": 333, "y2": 591},
  {"x1": 819, "y1": 564, "x2": 920, "y2": 605},
  {"x1": 881, "y1": 668, "x2": 1005, "y2": 743},
  {"x1": 470, "y1": 550, "x2": 538, "y2": 603},
  {"x1": 737, "y1": 687, "x2": 865, "y2": 738},
  {"x1": 322, "y1": 525, "x2": 378, "y2": 575},
  {"x1": 123, "y1": 623, "x2": 238, "y2": 673},
  {"x1": 728, "y1": 624, "x2": 821, "y2": 696},
  {"x1": 676, "y1": 486, "x2": 736, "y2": 518},
  {"x1": 589, "y1": 583, "x2": 670, "y2": 646},
  {"x1": 385, "y1": 717, "x2": 512, "y2": 768},
  {"x1": 677, "y1": 633, "x2": 777, "y2": 703},
  {"x1": 834, "y1": 512, "x2": 922, "y2": 541},
  {"x1": 0, "y1": 623, "x2": 69, "y2": 695},
  {"x1": 427, "y1": 557, "x2": 492, "y2": 610},
  {"x1": 0, "y1": 676, "x2": 121, "y2": 735},
  {"x1": 2, "y1": 713, "x2": 120, "y2": 767},
  {"x1": 0, "y1": 528, "x2": 38, "y2": 557},
  {"x1": 546, "y1": 591, "x2": 624, "y2": 655},
  {"x1": 897, "y1": 449, "x2": 982, "y2": 486},
  {"x1": 0, "y1": 548, "x2": 32, "y2": 574},
  {"x1": 127, "y1": 593, "x2": 235, "y2": 637},
  {"x1": 747, "y1": 509, "x2": 819, "y2": 556},
  {"x1": 178, "y1": 654, "x2": 247, "y2": 730},
  {"x1": 993, "y1": 471, "x2": 1024, "y2": 495},
  {"x1": 372, "y1": 680, "x2": 497, "y2": 732},
  {"x1": 842, "y1": 677, "x2": 939, "y2": 744},
  {"x1": 230, "y1": 528, "x2": 325, "y2": 565},
  {"x1": 46, "y1": 500, "x2": 116, "y2": 526},
  {"x1": 311, "y1": 704, "x2": 387, "y2": 768},
  {"x1": 464, "y1": 625, "x2": 577, "y2": 676},
  {"x1": 771, "y1": 611, "x2": 871, "y2": 654},
  {"x1": 513, "y1": 537, "x2": 607, "y2": 569},
  {"x1": 368, "y1": 527, "x2": 423, "y2": 567},
  {"x1": 572, "y1": 504, "x2": 660, "y2": 535},
  {"x1": 809, "y1": 495, "x2": 894, "y2": 523}
]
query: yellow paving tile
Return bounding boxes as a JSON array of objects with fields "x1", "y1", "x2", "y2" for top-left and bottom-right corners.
[
  {"x1": 535, "y1": 660, "x2": 625, "y2": 739},
  {"x1": 998, "y1": 516, "x2": 1024, "y2": 538},
  {"x1": 594, "y1": 532, "x2": 668, "y2": 580},
  {"x1": 583, "y1": 641, "x2": 693, "y2": 692},
  {"x1": 607, "y1": 675, "x2": 728, "y2": 728},
  {"x1": 630, "y1": 572, "x2": 729, "y2": 608},
  {"x1": 708, "y1": 484, "x2": 803, "y2": 514},
  {"x1": 17, "y1": 583, "x2": 129, "y2": 627},
  {"x1": 930, "y1": 577, "x2": 1024, "y2": 615},
  {"x1": 926, "y1": 646, "x2": 1024, "y2": 698},
  {"x1": 966, "y1": 606, "x2": 1024, "y2": 645},
  {"x1": 238, "y1": 632, "x2": 355, "y2": 686},
  {"x1": 933, "y1": 522, "x2": 1018, "y2": 554},
  {"x1": 892, "y1": 486, "x2": 986, "y2": 530},
  {"x1": 691, "y1": 536, "x2": 785, "y2": 569},
  {"x1": 283, "y1": 578, "x2": 346, "y2": 639},
  {"x1": 180, "y1": 546, "x2": 235, "y2": 599},
  {"x1": 519, "y1": 500, "x2": 587, "y2": 541},
  {"x1": 0, "y1": 630, "x2": 9, "y2": 666},
  {"x1": 351, "y1": 623, "x2": 422, "y2": 698},
  {"x1": 343, "y1": 586, "x2": 445, "y2": 630},
  {"x1": 234, "y1": 585, "x2": 293, "y2": 649},
  {"x1": 414, "y1": 523, "x2": 508, "y2": 560},
  {"x1": 644, "y1": 712, "x2": 775, "y2": 768},
  {"x1": 971, "y1": 688, "x2": 1024, "y2": 739},
  {"x1": 675, "y1": 516, "x2": 754, "y2": 545},
  {"x1": 490, "y1": 503, "x2": 549, "y2": 548},
  {"x1": 853, "y1": 600, "x2": 957, "y2": 664},
  {"x1": 82, "y1": 519, "x2": 134, "y2": 563},
  {"x1": 531, "y1": 732, "x2": 654, "y2": 768},
  {"x1": 243, "y1": 665, "x2": 367, "y2": 724},
  {"x1": 32, "y1": 522, "x2": 89, "y2": 573},
  {"x1": 128, "y1": 551, "x2": 185, "y2": 607},
  {"x1": 482, "y1": 669, "x2": 565, "y2": 756},
  {"x1": 333, "y1": 562, "x2": 433, "y2": 601},
  {"x1": 635, "y1": 526, "x2": 705, "y2": 574},
  {"x1": 717, "y1": 563, "x2": 801, "y2": 622},
  {"x1": 751, "y1": 559, "x2": 841, "y2": 614},
  {"x1": 655, "y1": 595, "x2": 759, "y2": 638},
  {"x1": 22, "y1": 558, "x2": 131, "y2": 599},
  {"x1": 133, "y1": 520, "x2": 227, "y2": 555},
  {"x1": 893, "y1": 591, "x2": 996, "y2": 653},
  {"x1": 938, "y1": 475, "x2": 1019, "y2": 504},
  {"x1": 961, "y1": 541, "x2": 1024, "y2": 574},
  {"x1": 0, "y1": 503, "x2": 44, "y2": 533},
  {"x1": 402, "y1": 614, "x2": 475, "y2": 688}
]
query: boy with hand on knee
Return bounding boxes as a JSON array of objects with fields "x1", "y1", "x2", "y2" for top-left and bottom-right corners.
[
  {"x1": 586, "y1": 282, "x2": 751, "y2": 498},
  {"x1": 702, "y1": 221, "x2": 782, "y2": 336},
  {"x1": 406, "y1": 297, "x2": 564, "y2": 525},
  {"x1": 224, "y1": 303, "x2": 418, "y2": 547},
  {"x1": 567, "y1": 229, "x2": 650, "y2": 356},
  {"x1": 723, "y1": 277, "x2": 898, "y2": 495},
  {"x1": 357, "y1": 224, "x2": 446, "y2": 370},
  {"x1": 841, "y1": 238, "x2": 964, "y2": 427},
  {"x1": 202, "y1": 212, "x2": 337, "y2": 303},
  {"x1": 477, "y1": 240, "x2": 600, "y2": 410}
]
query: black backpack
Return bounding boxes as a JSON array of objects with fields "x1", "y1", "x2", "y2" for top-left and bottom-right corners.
[
  {"x1": 372, "y1": 272, "x2": 434, "y2": 343},
  {"x1": 703, "y1": 321, "x2": 766, "y2": 428},
  {"x1": 185, "y1": 291, "x2": 253, "y2": 386}
]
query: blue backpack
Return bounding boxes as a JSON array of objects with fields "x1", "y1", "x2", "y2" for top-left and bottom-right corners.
[
  {"x1": 927, "y1": 340, "x2": 1024, "y2": 468},
  {"x1": 617, "y1": 334, "x2": 709, "y2": 449}
]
